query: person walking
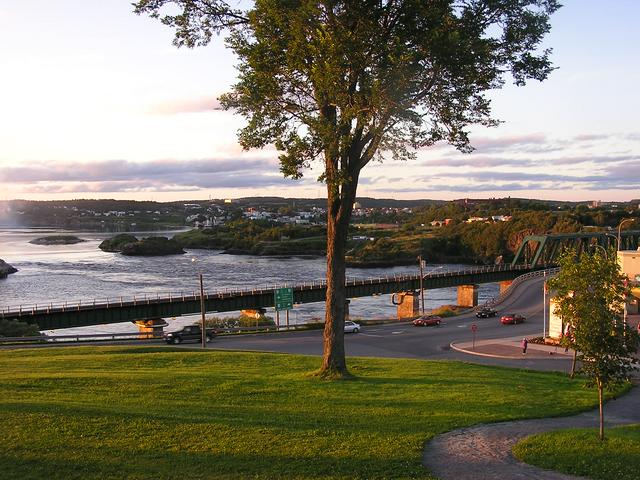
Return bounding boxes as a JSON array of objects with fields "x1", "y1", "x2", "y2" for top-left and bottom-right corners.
[{"x1": 521, "y1": 337, "x2": 528, "y2": 355}]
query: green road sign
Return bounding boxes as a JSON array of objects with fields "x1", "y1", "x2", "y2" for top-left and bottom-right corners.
[{"x1": 274, "y1": 287, "x2": 294, "y2": 311}]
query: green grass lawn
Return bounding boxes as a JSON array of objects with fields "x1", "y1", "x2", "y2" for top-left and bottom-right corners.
[
  {"x1": 513, "y1": 425, "x2": 640, "y2": 480},
  {"x1": 0, "y1": 346, "x2": 608, "y2": 479}
]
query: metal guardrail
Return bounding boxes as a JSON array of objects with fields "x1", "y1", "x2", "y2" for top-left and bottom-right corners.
[
  {"x1": 0, "y1": 323, "x2": 320, "y2": 344},
  {"x1": 0, "y1": 332, "x2": 158, "y2": 343},
  {"x1": 1, "y1": 263, "x2": 535, "y2": 318},
  {"x1": 482, "y1": 267, "x2": 559, "y2": 308}
]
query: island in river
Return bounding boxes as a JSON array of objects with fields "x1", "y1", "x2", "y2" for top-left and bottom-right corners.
[
  {"x1": 29, "y1": 235, "x2": 86, "y2": 245},
  {"x1": 99, "y1": 234, "x2": 185, "y2": 256}
]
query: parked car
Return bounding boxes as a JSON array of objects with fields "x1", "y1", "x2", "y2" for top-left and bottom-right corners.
[
  {"x1": 344, "y1": 321, "x2": 361, "y2": 333},
  {"x1": 500, "y1": 314, "x2": 526, "y2": 325},
  {"x1": 412, "y1": 315, "x2": 442, "y2": 327},
  {"x1": 476, "y1": 307, "x2": 498, "y2": 318},
  {"x1": 163, "y1": 325, "x2": 217, "y2": 344}
]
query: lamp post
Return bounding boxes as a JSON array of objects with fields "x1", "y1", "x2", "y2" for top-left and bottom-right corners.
[
  {"x1": 192, "y1": 258, "x2": 207, "y2": 349},
  {"x1": 543, "y1": 271, "x2": 547, "y2": 339},
  {"x1": 417, "y1": 255, "x2": 425, "y2": 315},
  {"x1": 616, "y1": 219, "x2": 635, "y2": 329},
  {"x1": 603, "y1": 233, "x2": 618, "y2": 251},
  {"x1": 617, "y1": 218, "x2": 635, "y2": 252},
  {"x1": 591, "y1": 244, "x2": 608, "y2": 259}
]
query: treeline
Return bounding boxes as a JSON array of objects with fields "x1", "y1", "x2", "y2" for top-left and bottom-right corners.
[
  {"x1": 347, "y1": 205, "x2": 639, "y2": 265},
  {"x1": 174, "y1": 220, "x2": 328, "y2": 255}
]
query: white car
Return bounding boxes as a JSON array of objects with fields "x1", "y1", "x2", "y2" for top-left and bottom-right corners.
[{"x1": 344, "y1": 321, "x2": 361, "y2": 333}]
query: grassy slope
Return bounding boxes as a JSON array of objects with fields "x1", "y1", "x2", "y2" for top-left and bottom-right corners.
[
  {"x1": 0, "y1": 347, "x2": 606, "y2": 480},
  {"x1": 513, "y1": 425, "x2": 640, "y2": 480}
]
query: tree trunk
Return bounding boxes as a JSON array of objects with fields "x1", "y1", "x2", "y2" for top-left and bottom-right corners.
[
  {"x1": 318, "y1": 177, "x2": 358, "y2": 378},
  {"x1": 570, "y1": 349, "x2": 577, "y2": 378},
  {"x1": 598, "y1": 378, "x2": 604, "y2": 440}
]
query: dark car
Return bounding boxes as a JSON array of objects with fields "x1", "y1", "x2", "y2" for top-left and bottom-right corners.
[
  {"x1": 476, "y1": 307, "x2": 498, "y2": 318},
  {"x1": 163, "y1": 325, "x2": 217, "y2": 344},
  {"x1": 500, "y1": 314, "x2": 526, "y2": 325},
  {"x1": 413, "y1": 315, "x2": 442, "y2": 327}
]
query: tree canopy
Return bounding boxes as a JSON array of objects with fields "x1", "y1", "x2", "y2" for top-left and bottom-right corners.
[
  {"x1": 134, "y1": 0, "x2": 561, "y2": 376},
  {"x1": 548, "y1": 249, "x2": 639, "y2": 440}
]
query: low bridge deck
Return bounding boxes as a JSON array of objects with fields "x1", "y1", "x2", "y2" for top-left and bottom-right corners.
[{"x1": 1, "y1": 264, "x2": 546, "y2": 330}]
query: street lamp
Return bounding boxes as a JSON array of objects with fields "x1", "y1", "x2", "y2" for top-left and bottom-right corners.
[
  {"x1": 191, "y1": 258, "x2": 207, "y2": 349},
  {"x1": 617, "y1": 218, "x2": 635, "y2": 252},
  {"x1": 590, "y1": 244, "x2": 608, "y2": 259},
  {"x1": 417, "y1": 255, "x2": 425, "y2": 315},
  {"x1": 616, "y1": 219, "x2": 635, "y2": 329}
]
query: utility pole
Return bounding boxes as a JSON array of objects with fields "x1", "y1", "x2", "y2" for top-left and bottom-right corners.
[
  {"x1": 543, "y1": 271, "x2": 547, "y2": 339},
  {"x1": 199, "y1": 273, "x2": 206, "y2": 349},
  {"x1": 418, "y1": 255, "x2": 425, "y2": 315}
]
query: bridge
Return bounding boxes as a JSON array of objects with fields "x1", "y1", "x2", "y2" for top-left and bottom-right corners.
[
  {"x1": 511, "y1": 230, "x2": 640, "y2": 266},
  {"x1": 1, "y1": 264, "x2": 547, "y2": 330}
]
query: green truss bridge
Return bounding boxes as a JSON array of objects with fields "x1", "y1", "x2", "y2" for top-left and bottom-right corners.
[
  {"x1": 511, "y1": 230, "x2": 640, "y2": 266},
  {"x1": 2, "y1": 264, "x2": 548, "y2": 330}
]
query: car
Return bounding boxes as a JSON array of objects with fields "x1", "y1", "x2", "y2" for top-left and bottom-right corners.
[
  {"x1": 344, "y1": 321, "x2": 360, "y2": 333},
  {"x1": 163, "y1": 325, "x2": 217, "y2": 344},
  {"x1": 476, "y1": 307, "x2": 498, "y2": 318},
  {"x1": 412, "y1": 315, "x2": 442, "y2": 327},
  {"x1": 500, "y1": 314, "x2": 526, "y2": 325}
]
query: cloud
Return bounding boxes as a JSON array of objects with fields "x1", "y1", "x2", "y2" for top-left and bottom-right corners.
[
  {"x1": 573, "y1": 133, "x2": 610, "y2": 142},
  {"x1": 0, "y1": 157, "x2": 312, "y2": 193},
  {"x1": 421, "y1": 156, "x2": 537, "y2": 168},
  {"x1": 146, "y1": 96, "x2": 223, "y2": 115},
  {"x1": 420, "y1": 152, "x2": 638, "y2": 169},
  {"x1": 0, "y1": 158, "x2": 275, "y2": 183},
  {"x1": 426, "y1": 133, "x2": 551, "y2": 154}
]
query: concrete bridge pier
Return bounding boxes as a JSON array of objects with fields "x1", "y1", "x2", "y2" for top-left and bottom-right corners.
[
  {"x1": 132, "y1": 318, "x2": 167, "y2": 338},
  {"x1": 457, "y1": 285, "x2": 478, "y2": 308},
  {"x1": 393, "y1": 291, "x2": 420, "y2": 319}
]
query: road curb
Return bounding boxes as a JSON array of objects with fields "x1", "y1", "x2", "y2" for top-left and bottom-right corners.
[
  {"x1": 449, "y1": 340, "x2": 572, "y2": 360},
  {"x1": 449, "y1": 341, "x2": 517, "y2": 359}
]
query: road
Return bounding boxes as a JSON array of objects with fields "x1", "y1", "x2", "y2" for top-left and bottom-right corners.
[
  {"x1": 3, "y1": 274, "x2": 572, "y2": 371},
  {"x1": 200, "y1": 275, "x2": 573, "y2": 372}
]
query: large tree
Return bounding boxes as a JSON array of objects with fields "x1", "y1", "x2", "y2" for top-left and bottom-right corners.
[
  {"x1": 134, "y1": 0, "x2": 560, "y2": 377},
  {"x1": 548, "y1": 249, "x2": 639, "y2": 440}
]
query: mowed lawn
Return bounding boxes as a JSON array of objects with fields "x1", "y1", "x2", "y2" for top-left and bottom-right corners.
[
  {"x1": 0, "y1": 346, "x2": 604, "y2": 480},
  {"x1": 514, "y1": 425, "x2": 640, "y2": 480}
]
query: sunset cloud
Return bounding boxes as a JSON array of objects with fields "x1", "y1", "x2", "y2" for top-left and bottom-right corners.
[
  {"x1": 0, "y1": 157, "x2": 309, "y2": 193},
  {"x1": 146, "y1": 96, "x2": 223, "y2": 115}
]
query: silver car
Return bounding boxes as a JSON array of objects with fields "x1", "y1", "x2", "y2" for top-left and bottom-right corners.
[{"x1": 344, "y1": 321, "x2": 361, "y2": 333}]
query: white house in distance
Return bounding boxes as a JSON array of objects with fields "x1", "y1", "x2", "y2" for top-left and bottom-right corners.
[{"x1": 547, "y1": 247, "x2": 640, "y2": 340}]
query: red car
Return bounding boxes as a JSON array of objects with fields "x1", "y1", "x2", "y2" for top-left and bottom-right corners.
[
  {"x1": 413, "y1": 315, "x2": 442, "y2": 327},
  {"x1": 500, "y1": 314, "x2": 526, "y2": 325}
]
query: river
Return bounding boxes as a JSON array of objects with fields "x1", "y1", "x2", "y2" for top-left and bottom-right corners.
[{"x1": 0, "y1": 228, "x2": 499, "y2": 335}]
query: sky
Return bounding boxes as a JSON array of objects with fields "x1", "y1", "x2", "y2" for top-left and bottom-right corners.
[{"x1": 0, "y1": 0, "x2": 639, "y2": 203}]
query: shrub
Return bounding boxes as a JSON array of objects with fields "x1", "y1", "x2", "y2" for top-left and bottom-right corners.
[{"x1": 0, "y1": 319, "x2": 40, "y2": 337}]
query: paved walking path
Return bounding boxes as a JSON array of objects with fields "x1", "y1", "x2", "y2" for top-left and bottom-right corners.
[
  {"x1": 451, "y1": 335, "x2": 576, "y2": 360},
  {"x1": 423, "y1": 338, "x2": 640, "y2": 479}
]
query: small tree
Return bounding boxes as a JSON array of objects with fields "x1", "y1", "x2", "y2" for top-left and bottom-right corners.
[
  {"x1": 548, "y1": 248, "x2": 639, "y2": 440},
  {"x1": 134, "y1": 0, "x2": 561, "y2": 377}
]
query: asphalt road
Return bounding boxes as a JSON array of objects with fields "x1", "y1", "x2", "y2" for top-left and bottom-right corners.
[
  {"x1": 3, "y1": 274, "x2": 573, "y2": 372},
  {"x1": 200, "y1": 275, "x2": 573, "y2": 372}
]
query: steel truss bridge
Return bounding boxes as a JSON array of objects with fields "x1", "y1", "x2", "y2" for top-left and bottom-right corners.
[
  {"x1": 2, "y1": 264, "x2": 547, "y2": 330},
  {"x1": 4, "y1": 231, "x2": 637, "y2": 331},
  {"x1": 512, "y1": 230, "x2": 640, "y2": 266}
]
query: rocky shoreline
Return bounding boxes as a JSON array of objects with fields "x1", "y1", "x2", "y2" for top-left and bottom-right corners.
[{"x1": 0, "y1": 259, "x2": 18, "y2": 279}]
